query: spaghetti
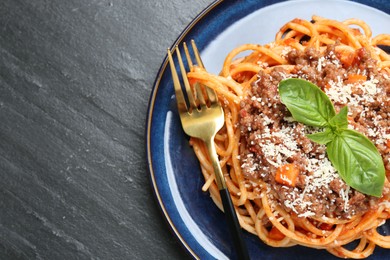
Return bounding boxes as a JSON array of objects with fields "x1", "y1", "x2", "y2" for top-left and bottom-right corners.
[{"x1": 186, "y1": 16, "x2": 390, "y2": 258}]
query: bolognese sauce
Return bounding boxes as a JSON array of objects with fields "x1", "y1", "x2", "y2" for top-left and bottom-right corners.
[{"x1": 239, "y1": 44, "x2": 390, "y2": 219}]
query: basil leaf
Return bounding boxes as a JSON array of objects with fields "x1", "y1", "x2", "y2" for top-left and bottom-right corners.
[
  {"x1": 327, "y1": 129, "x2": 385, "y2": 197},
  {"x1": 278, "y1": 78, "x2": 336, "y2": 127},
  {"x1": 308, "y1": 107, "x2": 348, "y2": 145},
  {"x1": 307, "y1": 127, "x2": 335, "y2": 145},
  {"x1": 279, "y1": 79, "x2": 385, "y2": 197},
  {"x1": 329, "y1": 106, "x2": 349, "y2": 129}
]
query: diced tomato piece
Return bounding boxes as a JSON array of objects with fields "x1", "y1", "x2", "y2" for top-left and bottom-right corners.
[
  {"x1": 189, "y1": 78, "x2": 198, "y2": 85},
  {"x1": 319, "y1": 223, "x2": 334, "y2": 231},
  {"x1": 268, "y1": 226, "x2": 285, "y2": 240}
]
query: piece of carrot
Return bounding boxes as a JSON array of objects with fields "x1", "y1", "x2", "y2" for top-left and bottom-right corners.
[
  {"x1": 268, "y1": 226, "x2": 285, "y2": 240},
  {"x1": 275, "y1": 163, "x2": 299, "y2": 187},
  {"x1": 346, "y1": 74, "x2": 367, "y2": 84},
  {"x1": 336, "y1": 50, "x2": 355, "y2": 68}
]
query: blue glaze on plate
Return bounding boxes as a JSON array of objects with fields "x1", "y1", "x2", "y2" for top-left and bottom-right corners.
[{"x1": 146, "y1": 0, "x2": 390, "y2": 259}]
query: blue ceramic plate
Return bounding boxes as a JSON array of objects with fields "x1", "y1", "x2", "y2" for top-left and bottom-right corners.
[{"x1": 146, "y1": 0, "x2": 390, "y2": 259}]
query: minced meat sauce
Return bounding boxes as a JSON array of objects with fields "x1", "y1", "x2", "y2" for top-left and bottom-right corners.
[{"x1": 239, "y1": 44, "x2": 390, "y2": 219}]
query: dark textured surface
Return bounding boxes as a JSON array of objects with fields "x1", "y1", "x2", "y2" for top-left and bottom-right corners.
[{"x1": 0, "y1": 0, "x2": 213, "y2": 259}]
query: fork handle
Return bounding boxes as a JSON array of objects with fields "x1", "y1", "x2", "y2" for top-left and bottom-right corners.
[
  {"x1": 205, "y1": 139, "x2": 250, "y2": 260},
  {"x1": 220, "y1": 188, "x2": 250, "y2": 260}
]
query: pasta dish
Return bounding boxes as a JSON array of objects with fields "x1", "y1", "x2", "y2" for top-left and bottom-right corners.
[{"x1": 186, "y1": 16, "x2": 390, "y2": 258}]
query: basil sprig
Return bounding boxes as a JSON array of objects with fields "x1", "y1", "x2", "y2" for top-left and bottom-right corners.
[{"x1": 278, "y1": 78, "x2": 385, "y2": 197}]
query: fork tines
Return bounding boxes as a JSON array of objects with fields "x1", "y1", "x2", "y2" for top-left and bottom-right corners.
[{"x1": 167, "y1": 41, "x2": 218, "y2": 113}]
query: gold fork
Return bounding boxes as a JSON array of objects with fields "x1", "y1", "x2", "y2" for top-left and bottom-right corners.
[{"x1": 167, "y1": 40, "x2": 249, "y2": 260}]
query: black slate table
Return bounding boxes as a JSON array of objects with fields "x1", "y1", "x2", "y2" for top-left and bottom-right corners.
[{"x1": 0, "y1": 0, "x2": 213, "y2": 259}]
